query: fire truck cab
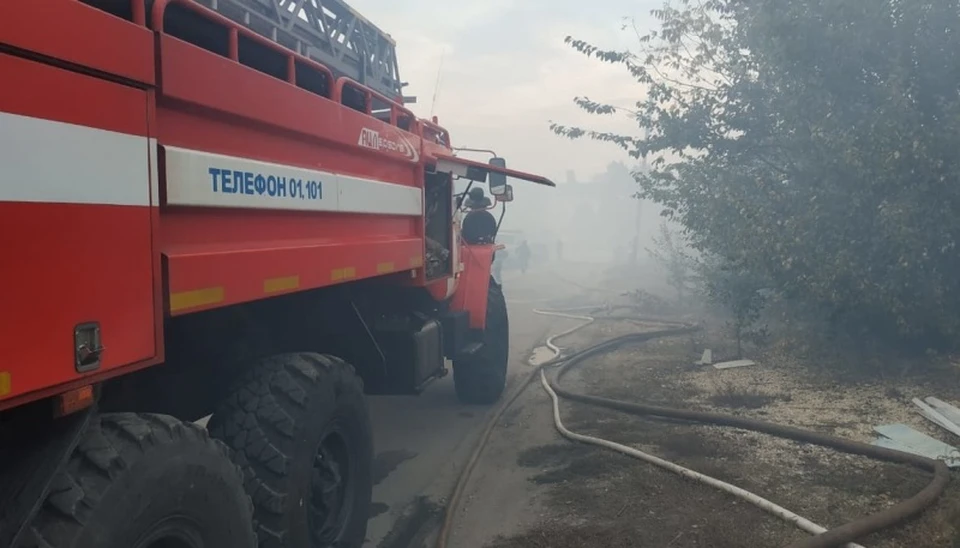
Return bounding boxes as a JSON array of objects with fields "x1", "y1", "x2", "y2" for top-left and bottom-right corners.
[{"x1": 0, "y1": 1, "x2": 554, "y2": 547}]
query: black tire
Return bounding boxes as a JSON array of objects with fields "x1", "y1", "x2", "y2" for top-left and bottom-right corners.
[
  {"x1": 454, "y1": 277, "x2": 510, "y2": 404},
  {"x1": 208, "y1": 353, "x2": 373, "y2": 548},
  {"x1": 19, "y1": 413, "x2": 256, "y2": 548}
]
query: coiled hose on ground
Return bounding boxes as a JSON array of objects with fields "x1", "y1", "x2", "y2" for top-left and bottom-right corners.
[{"x1": 435, "y1": 305, "x2": 949, "y2": 548}]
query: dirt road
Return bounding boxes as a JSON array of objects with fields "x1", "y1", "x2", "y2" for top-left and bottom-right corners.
[{"x1": 364, "y1": 262, "x2": 607, "y2": 548}]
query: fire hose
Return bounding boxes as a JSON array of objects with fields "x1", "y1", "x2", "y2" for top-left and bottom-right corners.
[{"x1": 434, "y1": 305, "x2": 949, "y2": 548}]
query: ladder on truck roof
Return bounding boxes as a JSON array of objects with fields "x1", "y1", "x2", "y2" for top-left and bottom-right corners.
[{"x1": 193, "y1": 0, "x2": 403, "y2": 100}]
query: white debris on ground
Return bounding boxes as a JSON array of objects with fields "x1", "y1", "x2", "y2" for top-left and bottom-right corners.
[
  {"x1": 872, "y1": 423, "x2": 960, "y2": 468},
  {"x1": 693, "y1": 348, "x2": 757, "y2": 369},
  {"x1": 913, "y1": 397, "x2": 960, "y2": 439},
  {"x1": 712, "y1": 359, "x2": 757, "y2": 370},
  {"x1": 925, "y1": 397, "x2": 960, "y2": 426},
  {"x1": 695, "y1": 349, "x2": 713, "y2": 366}
]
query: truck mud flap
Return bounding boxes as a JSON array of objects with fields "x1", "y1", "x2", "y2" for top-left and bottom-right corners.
[{"x1": 0, "y1": 405, "x2": 96, "y2": 548}]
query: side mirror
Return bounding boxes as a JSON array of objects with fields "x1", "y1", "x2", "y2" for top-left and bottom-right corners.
[
  {"x1": 495, "y1": 185, "x2": 514, "y2": 203},
  {"x1": 488, "y1": 157, "x2": 507, "y2": 195}
]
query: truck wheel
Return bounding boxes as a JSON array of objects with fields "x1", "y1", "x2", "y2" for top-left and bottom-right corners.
[
  {"x1": 454, "y1": 278, "x2": 510, "y2": 404},
  {"x1": 20, "y1": 413, "x2": 255, "y2": 548},
  {"x1": 208, "y1": 353, "x2": 373, "y2": 548}
]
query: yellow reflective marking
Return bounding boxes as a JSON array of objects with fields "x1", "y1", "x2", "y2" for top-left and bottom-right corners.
[
  {"x1": 377, "y1": 262, "x2": 395, "y2": 274},
  {"x1": 264, "y1": 275, "x2": 300, "y2": 294},
  {"x1": 331, "y1": 267, "x2": 357, "y2": 281},
  {"x1": 170, "y1": 287, "x2": 224, "y2": 312},
  {"x1": 409, "y1": 256, "x2": 424, "y2": 268},
  {"x1": 0, "y1": 372, "x2": 10, "y2": 397}
]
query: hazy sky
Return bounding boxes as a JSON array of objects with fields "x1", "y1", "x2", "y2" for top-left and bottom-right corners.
[{"x1": 350, "y1": 0, "x2": 662, "y2": 184}]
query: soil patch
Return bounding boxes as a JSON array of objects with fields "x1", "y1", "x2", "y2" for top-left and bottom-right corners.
[{"x1": 490, "y1": 319, "x2": 960, "y2": 547}]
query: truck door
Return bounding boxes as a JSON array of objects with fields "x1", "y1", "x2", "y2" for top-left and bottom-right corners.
[{"x1": 0, "y1": 52, "x2": 156, "y2": 405}]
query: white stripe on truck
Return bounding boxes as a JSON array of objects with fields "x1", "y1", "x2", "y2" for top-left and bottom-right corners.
[
  {"x1": 163, "y1": 146, "x2": 423, "y2": 216},
  {"x1": 0, "y1": 112, "x2": 151, "y2": 206}
]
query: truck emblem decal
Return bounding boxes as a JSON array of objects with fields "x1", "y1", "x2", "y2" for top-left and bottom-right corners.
[{"x1": 358, "y1": 128, "x2": 419, "y2": 163}]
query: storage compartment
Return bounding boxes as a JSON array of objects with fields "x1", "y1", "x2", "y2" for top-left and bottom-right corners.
[
  {"x1": 439, "y1": 310, "x2": 469, "y2": 358},
  {"x1": 373, "y1": 317, "x2": 444, "y2": 394}
]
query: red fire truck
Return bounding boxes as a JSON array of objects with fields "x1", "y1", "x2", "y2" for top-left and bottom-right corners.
[{"x1": 0, "y1": 1, "x2": 554, "y2": 546}]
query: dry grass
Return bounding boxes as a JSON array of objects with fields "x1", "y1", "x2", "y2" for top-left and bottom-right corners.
[{"x1": 707, "y1": 377, "x2": 791, "y2": 409}]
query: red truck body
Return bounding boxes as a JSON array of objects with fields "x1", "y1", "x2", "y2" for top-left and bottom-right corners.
[
  {"x1": 0, "y1": 3, "x2": 556, "y2": 545},
  {"x1": 0, "y1": 0, "x2": 553, "y2": 412}
]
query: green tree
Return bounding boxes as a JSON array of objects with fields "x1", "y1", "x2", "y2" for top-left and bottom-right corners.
[
  {"x1": 553, "y1": 0, "x2": 960, "y2": 351},
  {"x1": 699, "y1": 256, "x2": 769, "y2": 358},
  {"x1": 647, "y1": 220, "x2": 696, "y2": 306}
]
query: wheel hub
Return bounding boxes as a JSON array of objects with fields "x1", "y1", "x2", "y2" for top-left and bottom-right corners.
[{"x1": 309, "y1": 430, "x2": 352, "y2": 546}]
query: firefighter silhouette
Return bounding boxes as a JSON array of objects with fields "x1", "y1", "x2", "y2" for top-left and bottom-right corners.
[{"x1": 461, "y1": 187, "x2": 497, "y2": 245}]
